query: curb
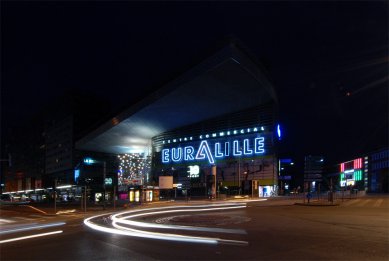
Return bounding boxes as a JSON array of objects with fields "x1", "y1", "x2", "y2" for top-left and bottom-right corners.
[{"x1": 294, "y1": 203, "x2": 339, "y2": 207}]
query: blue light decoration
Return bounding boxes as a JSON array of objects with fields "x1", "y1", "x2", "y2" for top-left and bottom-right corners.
[
  {"x1": 160, "y1": 126, "x2": 271, "y2": 145},
  {"x1": 280, "y1": 158, "x2": 292, "y2": 164},
  {"x1": 104, "y1": 178, "x2": 113, "y2": 185},
  {"x1": 277, "y1": 124, "x2": 281, "y2": 140},
  {"x1": 74, "y1": 169, "x2": 80, "y2": 182},
  {"x1": 195, "y1": 140, "x2": 215, "y2": 164},
  {"x1": 83, "y1": 157, "x2": 95, "y2": 165},
  {"x1": 161, "y1": 135, "x2": 266, "y2": 165}
]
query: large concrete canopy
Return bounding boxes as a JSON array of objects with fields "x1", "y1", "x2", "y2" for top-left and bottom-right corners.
[{"x1": 75, "y1": 43, "x2": 278, "y2": 155}]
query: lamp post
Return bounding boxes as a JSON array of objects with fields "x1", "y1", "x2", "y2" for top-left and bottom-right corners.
[
  {"x1": 54, "y1": 178, "x2": 57, "y2": 215},
  {"x1": 238, "y1": 157, "x2": 241, "y2": 195},
  {"x1": 103, "y1": 161, "x2": 106, "y2": 210}
]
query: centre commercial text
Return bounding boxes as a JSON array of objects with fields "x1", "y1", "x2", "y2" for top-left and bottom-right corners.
[{"x1": 162, "y1": 136, "x2": 265, "y2": 165}]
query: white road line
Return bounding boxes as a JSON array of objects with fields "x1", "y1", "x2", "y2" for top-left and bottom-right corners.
[
  {"x1": 357, "y1": 199, "x2": 371, "y2": 207},
  {"x1": 373, "y1": 199, "x2": 383, "y2": 207},
  {"x1": 14, "y1": 217, "x2": 35, "y2": 221},
  {"x1": 343, "y1": 199, "x2": 360, "y2": 206}
]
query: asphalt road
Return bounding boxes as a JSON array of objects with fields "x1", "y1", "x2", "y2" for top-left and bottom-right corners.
[{"x1": 1, "y1": 196, "x2": 388, "y2": 260}]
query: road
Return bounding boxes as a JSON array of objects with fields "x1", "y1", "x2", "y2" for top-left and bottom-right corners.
[{"x1": 1, "y1": 195, "x2": 388, "y2": 260}]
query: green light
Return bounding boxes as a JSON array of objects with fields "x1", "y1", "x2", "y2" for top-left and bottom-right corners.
[{"x1": 354, "y1": 170, "x2": 363, "y2": 181}]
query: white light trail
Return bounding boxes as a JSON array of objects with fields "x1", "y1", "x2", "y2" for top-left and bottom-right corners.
[
  {"x1": 111, "y1": 205, "x2": 247, "y2": 234},
  {"x1": 0, "y1": 230, "x2": 63, "y2": 244},
  {"x1": 0, "y1": 222, "x2": 65, "y2": 235},
  {"x1": 84, "y1": 203, "x2": 249, "y2": 245}
]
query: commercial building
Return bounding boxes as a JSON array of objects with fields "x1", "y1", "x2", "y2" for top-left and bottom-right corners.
[
  {"x1": 336, "y1": 147, "x2": 388, "y2": 193},
  {"x1": 75, "y1": 40, "x2": 280, "y2": 201}
]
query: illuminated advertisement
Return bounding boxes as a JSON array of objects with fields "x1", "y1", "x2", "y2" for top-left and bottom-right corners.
[
  {"x1": 339, "y1": 158, "x2": 364, "y2": 187},
  {"x1": 160, "y1": 128, "x2": 273, "y2": 166}
]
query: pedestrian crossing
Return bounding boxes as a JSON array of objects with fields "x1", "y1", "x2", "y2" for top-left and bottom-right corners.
[
  {"x1": 341, "y1": 198, "x2": 389, "y2": 208},
  {"x1": 373, "y1": 199, "x2": 383, "y2": 207}
]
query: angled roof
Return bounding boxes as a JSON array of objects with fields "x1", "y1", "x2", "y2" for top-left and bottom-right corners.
[{"x1": 75, "y1": 42, "x2": 278, "y2": 155}]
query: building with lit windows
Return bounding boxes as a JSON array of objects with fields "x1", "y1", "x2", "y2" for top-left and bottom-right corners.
[
  {"x1": 368, "y1": 148, "x2": 389, "y2": 193},
  {"x1": 278, "y1": 158, "x2": 295, "y2": 195},
  {"x1": 337, "y1": 147, "x2": 388, "y2": 193},
  {"x1": 75, "y1": 40, "x2": 280, "y2": 200},
  {"x1": 304, "y1": 155, "x2": 324, "y2": 192},
  {"x1": 339, "y1": 157, "x2": 366, "y2": 191}
]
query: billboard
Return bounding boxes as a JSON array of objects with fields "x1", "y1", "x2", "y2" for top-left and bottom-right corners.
[{"x1": 159, "y1": 176, "x2": 173, "y2": 189}]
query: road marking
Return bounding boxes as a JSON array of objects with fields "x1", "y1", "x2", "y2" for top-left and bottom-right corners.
[
  {"x1": 343, "y1": 199, "x2": 360, "y2": 206},
  {"x1": 68, "y1": 224, "x2": 81, "y2": 227},
  {"x1": 14, "y1": 217, "x2": 35, "y2": 221},
  {"x1": 357, "y1": 199, "x2": 371, "y2": 207},
  {"x1": 373, "y1": 199, "x2": 383, "y2": 207}
]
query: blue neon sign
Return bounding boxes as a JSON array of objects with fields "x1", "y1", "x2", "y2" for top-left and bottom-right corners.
[
  {"x1": 277, "y1": 124, "x2": 281, "y2": 140},
  {"x1": 161, "y1": 134, "x2": 267, "y2": 165},
  {"x1": 83, "y1": 157, "x2": 96, "y2": 165}
]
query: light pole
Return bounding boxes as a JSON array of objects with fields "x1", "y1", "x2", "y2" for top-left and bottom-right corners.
[
  {"x1": 103, "y1": 161, "x2": 106, "y2": 210},
  {"x1": 54, "y1": 178, "x2": 57, "y2": 215},
  {"x1": 238, "y1": 157, "x2": 241, "y2": 195}
]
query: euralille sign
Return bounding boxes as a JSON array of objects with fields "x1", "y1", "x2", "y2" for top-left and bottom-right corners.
[{"x1": 161, "y1": 132, "x2": 271, "y2": 165}]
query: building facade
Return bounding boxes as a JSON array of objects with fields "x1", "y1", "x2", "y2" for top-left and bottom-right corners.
[
  {"x1": 72, "y1": 40, "x2": 280, "y2": 201},
  {"x1": 152, "y1": 104, "x2": 279, "y2": 198},
  {"x1": 368, "y1": 148, "x2": 389, "y2": 193},
  {"x1": 304, "y1": 155, "x2": 324, "y2": 192},
  {"x1": 336, "y1": 148, "x2": 388, "y2": 193}
]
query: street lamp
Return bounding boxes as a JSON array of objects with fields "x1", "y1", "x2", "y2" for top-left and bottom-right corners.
[{"x1": 238, "y1": 156, "x2": 241, "y2": 195}]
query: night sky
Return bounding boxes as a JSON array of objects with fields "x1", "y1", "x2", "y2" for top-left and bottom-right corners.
[{"x1": 1, "y1": 2, "x2": 388, "y2": 169}]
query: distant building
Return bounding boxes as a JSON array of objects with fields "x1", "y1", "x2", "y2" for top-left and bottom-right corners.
[
  {"x1": 304, "y1": 155, "x2": 324, "y2": 192},
  {"x1": 368, "y1": 148, "x2": 388, "y2": 193},
  {"x1": 335, "y1": 147, "x2": 388, "y2": 193},
  {"x1": 3, "y1": 90, "x2": 112, "y2": 201},
  {"x1": 338, "y1": 157, "x2": 365, "y2": 191},
  {"x1": 278, "y1": 158, "x2": 295, "y2": 194}
]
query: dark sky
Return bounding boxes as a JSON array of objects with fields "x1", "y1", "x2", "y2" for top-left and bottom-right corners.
[{"x1": 1, "y1": 2, "x2": 388, "y2": 167}]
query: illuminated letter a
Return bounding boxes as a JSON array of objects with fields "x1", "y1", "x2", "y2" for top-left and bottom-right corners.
[{"x1": 195, "y1": 140, "x2": 215, "y2": 164}]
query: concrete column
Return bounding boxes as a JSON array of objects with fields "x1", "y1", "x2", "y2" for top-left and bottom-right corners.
[{"x1": 211, "y1": 165, "x2": 216, "y2": 199}]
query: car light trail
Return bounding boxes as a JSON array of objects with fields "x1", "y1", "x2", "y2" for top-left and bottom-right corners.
[
  {"x1": 111, "y1": 205, "x2": 247, "y2": 234},
  {"x1": 84, "y1": 203, "x2": 249, "y2": 245},
  {"x1": 0, "y1": 222, "x2": 66, "y2": 235},
  {"x1": 112, "y1": 220, "x2": 247, "y2": 245},
  {"x1": 0, "y1": 230, "x2": 63, "y2": 244}
]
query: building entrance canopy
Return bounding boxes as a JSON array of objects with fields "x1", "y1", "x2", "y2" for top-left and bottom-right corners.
[{"x1": 75, "y1": 43, "x2": 277, "y2": 155}]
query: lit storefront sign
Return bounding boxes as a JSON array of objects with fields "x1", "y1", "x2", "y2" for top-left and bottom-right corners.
[
  {"x1": 104, "y1": 178, "x2": 113, "y2": 185},
  {"x1": 161, "y1": 132, "x2": 270, "y2": 165},
  {"x1": 339, "y1": 158, "x2": 364, "y2": 187},
  {"x1": 187, "y1": 165, "x2": 200, "y2": 178},
  {"x1": 83, "y1": 157, "x2": 96, "y2": 165}
]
